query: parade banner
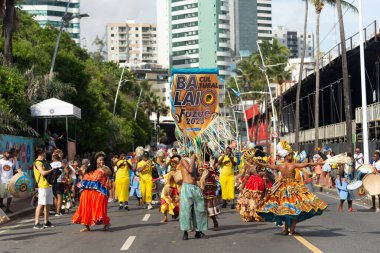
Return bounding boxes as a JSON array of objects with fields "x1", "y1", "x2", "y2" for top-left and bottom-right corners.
[{"x1": 170, "y1": 68, "x2": 219, "y2": 139}]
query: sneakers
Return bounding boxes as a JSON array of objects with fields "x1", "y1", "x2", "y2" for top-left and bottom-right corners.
[
  {"x1": 33, "y1": 223, "x2": 45, "y2": 230},
  {"x1": 124, "y1": 205, "x2": 129, "y2": 211},
  {"x1": 118, "y1": 205, "x2": 123, "y2": 210},
  {"x1": 147, "y1": 204, "x2": 153, "y2": 210},
  {"x1": 44, "y1": 221, "x2": 55, "y2": 228},
  {"x1": 55, "y1": 213, "x2": 63, "y2": 217},
  {"x1": 231, "y1": 204, "x2": 236, "y2": 210}
]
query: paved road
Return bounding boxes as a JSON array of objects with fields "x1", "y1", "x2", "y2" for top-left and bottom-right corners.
[{"x1": 0, "y1": 192, "x2": 379, "y2": 253}]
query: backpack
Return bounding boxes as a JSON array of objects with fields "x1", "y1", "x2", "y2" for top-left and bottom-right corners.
[{"x1": 35, "y1": 160, "x2": 62, "y2": 186}]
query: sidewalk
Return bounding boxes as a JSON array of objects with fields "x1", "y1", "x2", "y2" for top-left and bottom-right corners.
[{"x1": 1, "y1": 196, "x2": 35, "y2": 223}]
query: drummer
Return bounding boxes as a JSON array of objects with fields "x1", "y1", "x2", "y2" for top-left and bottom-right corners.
[
  {"x1": 336, "y1": 164, "x2": 355, "y2": 212},
  {"x1": 0, "y1": 150, "x2": 21, "y2": 213},
  {"x1": 370, "y1": 151, "x2": 380, "y2": 212}
]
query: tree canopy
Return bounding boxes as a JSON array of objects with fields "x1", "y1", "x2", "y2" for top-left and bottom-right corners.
[{"x1": 0, "y1": 11, "x2": 153, "y2": 153}]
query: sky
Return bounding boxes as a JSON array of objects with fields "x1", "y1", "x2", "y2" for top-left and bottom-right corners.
[{"x1": 80, "y1": 0, "x2": 380, "y2": 53}]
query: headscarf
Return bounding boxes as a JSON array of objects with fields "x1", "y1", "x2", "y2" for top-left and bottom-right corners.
[{"x1": 277, "y1": 140, "x2": 292, "y2": 158}]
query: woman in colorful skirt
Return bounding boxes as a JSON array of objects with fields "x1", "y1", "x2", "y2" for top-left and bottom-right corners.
[
  {"x1": 72, "y1": 152, "x2": 111, "y2": 232},
  {"x1": 237, "y1": 151, "x2": 273, "y2": 222},
  {"x1": 159, "y1": 171, "x2": 180, "y2": 222},
  {"x1": 254, "y1": 141, "x2": 328, "y2": 236}
]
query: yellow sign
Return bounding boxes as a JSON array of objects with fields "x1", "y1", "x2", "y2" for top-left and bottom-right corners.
[{"x1": 171, "y1": 73, "x2": 219, "y2": 139}]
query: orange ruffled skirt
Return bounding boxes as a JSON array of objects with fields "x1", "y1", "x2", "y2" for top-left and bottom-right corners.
[{"x1": 72, "y1": 189, "x2": 110, "y2": 226}]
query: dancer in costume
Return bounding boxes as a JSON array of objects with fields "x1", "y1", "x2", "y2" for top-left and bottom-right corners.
[
  {"x1": 155, "y1": 149, "x2": 168, "y2": 197},
  {"x1": 72, "y1": 152, "x2": 111, "y2": 232},
  {"x1": 236, "y1": 151, "x2": 273, "y2": 222},
  {"x1": 200, "y1": 161, "x2": 220, "y2": 229},
  {"x1": 254, "y1": 141, "x2": 327, "y2": 236},
  {"x1": 218, "y1": 147, "x2": 237, "y2": 209},
  {"x1": 180, "y1": 154, "x2": 207, "y2": 240},
  {"x1": 113, "y1": 154, "x2": 132, "y2": 210},
  {"x1": 159, "y1": 170, "x2": 180, "y2": 222},
  {"x1": 137, "y1": 151, "x2": 154, "y2": 210}
]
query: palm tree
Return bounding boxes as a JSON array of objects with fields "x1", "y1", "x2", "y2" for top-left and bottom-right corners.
[
  {"x1": 295, "y1": 0, "x2": 309, "y2": 150},
  {"x1": 0, "y1": 0, "x2": 17, "y2": 66},
  {"x1": 336, "y1": 0, "x2": 357, "y2": 153},
  {"x1": 0, "y1": 107, "x2": 38, "y2": 137},
  {"x1": 311, "y1": 0, "x2": 357, "y2": 150}
]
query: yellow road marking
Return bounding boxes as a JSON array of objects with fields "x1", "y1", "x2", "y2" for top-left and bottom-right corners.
[{"x1": 294, "y1": 235, "x2": 324, "y2": 253}]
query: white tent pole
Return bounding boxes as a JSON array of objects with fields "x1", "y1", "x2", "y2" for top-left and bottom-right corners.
[{"x1": 66, "y1": 117, "x2": 69, "y2": 159}]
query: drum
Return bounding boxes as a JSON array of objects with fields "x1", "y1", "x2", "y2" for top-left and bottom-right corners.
[
  {"x1": 362, "y1": 174, "x2": 380, "y2": 196},
  {"x1": 356, "y1": 164, "x2": 375, "y2": 180},
  {"x1": 346, "y1": 181, "x2": 367, "y2": 200},
  {"x1": 9, "y1": 173, "x2": 34, "y2": 199}
]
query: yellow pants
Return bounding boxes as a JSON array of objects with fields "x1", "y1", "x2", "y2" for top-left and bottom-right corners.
[
  {"x1": 140, "y1": 177, "x2": 152, "y2": 203},
  {"x1": 115, "y1": 177, "x2": 130, "y2": 202},
  {"x1": 220, "y1": 174, "x2": 235, "y2": 200}
]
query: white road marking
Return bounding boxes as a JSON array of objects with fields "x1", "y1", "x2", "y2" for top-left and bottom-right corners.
[
  {"x1": 317, "y1": 192, "x2": 370, "y2": 209},
  {"x1": 18, "y1": 218, "x2": 35, "y2": 224},
  {"x1": 120, "y1": 236, "x2": 136, "y2": 251},
  {"x1": 142, "y1": 214, "x2": 150, "y2": 222},
  {"x1": 0, "y1": 230, "x2": 7, "y2": 234}
]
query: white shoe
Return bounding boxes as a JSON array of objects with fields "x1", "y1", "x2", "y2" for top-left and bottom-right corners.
[
  {"x1": 376, "y1": 208, "x2": 380, "y2": 213},
  {"x1": 147, "y1": 204, "x2": 153, "y2": 210},
  {"x1": 108, "y1": 198, "x2": 113, "y2": 203}
]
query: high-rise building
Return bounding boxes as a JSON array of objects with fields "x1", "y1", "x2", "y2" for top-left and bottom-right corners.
[
  {"x1": 158, "y1": 0, "x2": 232, "y2": 79},
  {"x1": 106, "y1": 21, "x2": 158, "y2": 68},
  {"x1": 20, "y1": 0, "x2": 81, "y2": 44},
  {"x1": 231, "y1": 0, "x2": 272, "y2": 58},
  {"x1": 157, "y1": 0, "x2": 233, "y2": 109},
  {"x1": 273, "y1": 26, "x2": 314, "y2": 59}
]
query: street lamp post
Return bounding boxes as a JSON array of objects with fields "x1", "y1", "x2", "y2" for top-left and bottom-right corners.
[
  {"x1": 49, "y1": 0, "x2": 89, "y2": 81},
  {"x1": 233, "y1": 76, "x2": 251, "y2": 143},
  {"x1": 257, "y1": 41, "x2": 278, "y2": 159},
  {"x1": 358, "y1": 0, "x2": 369, "y2": 163},
  {"x1": 134, "y1": 88, "x2": 143, "y2": 120},
  {"x1": 113, "y1": 76, "x2": 132, "y2": 116}
]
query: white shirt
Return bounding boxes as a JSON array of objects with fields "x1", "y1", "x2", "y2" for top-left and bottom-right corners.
[
  {"x1": 50, "y1": 161, "x2": 63, "y2": 183},
  {"x1": 372, "y1": 160, "x2": 380, "y2": 172},
  {"x1": 354, "y1": 153, "x2": 364, "y2": 168},
  {"x1": 0, "y1": 159, "x2": 14, "y2": 183}
]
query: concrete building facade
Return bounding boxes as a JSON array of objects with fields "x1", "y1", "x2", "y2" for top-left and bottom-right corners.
[
  {"x1": 20, "y1": 0, "x2": 81, "y2": 44},
  {"x1": 106, "y1": 21, "x2": 157, "y2": 68}
]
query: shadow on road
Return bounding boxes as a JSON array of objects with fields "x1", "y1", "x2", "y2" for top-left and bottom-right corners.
[
  {"x1": 0, "y1": 232, "x2": 58, "y2": 241},
  {"x1": 110, "y1": 222, "x2": 165, "y2": 232}
]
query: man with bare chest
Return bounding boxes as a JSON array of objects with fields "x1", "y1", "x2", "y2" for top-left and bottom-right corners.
[{"x1": 179, "y1": 154, "x2": 207, "y2": 240}]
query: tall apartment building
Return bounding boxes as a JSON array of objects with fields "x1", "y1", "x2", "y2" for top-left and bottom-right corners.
[
  {"x1": 231, "y1": 0, "x2": 272, "y2": 58},
  {"x1": 273, "y1": 26, "x2": 314, "y2": 59},
  {"x1": 106, "y1": 21, "x2": 158, "y2": 68},
  {"x1": 157, "y1": 0, "x2": 233, "y2": 109},
  {"x1": 158, "y1": 0, "x2": 232, "y2": 78},
  {"x1": 20, "y1": 0, "x2": 81, "y2": 44}
]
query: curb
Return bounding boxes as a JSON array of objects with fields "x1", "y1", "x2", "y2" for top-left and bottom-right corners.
[{"x1": 8, "y1": 207, "x2": 35, "y2": 221}]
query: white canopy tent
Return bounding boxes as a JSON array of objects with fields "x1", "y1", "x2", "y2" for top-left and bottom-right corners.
[{"x1": 31, "y1": 98, "x2": 81, "y2": 159}]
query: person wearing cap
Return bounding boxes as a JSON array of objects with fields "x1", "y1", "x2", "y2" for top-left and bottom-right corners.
[
  {"x1": 354, "y1": 148, "x2": 364, "y2": 170},
  {"x1": 137, "y1": 151, "x2": 154, "y2": 210}
]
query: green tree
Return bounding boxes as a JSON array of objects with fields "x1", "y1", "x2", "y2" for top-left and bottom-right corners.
[{"x1": 311, "y1": 0, "x2": 357, "y2": 149}]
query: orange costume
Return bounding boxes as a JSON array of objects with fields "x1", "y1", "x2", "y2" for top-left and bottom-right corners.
[{"x1": 72, "y1": 169, "x2": 110, "y2": 226}]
